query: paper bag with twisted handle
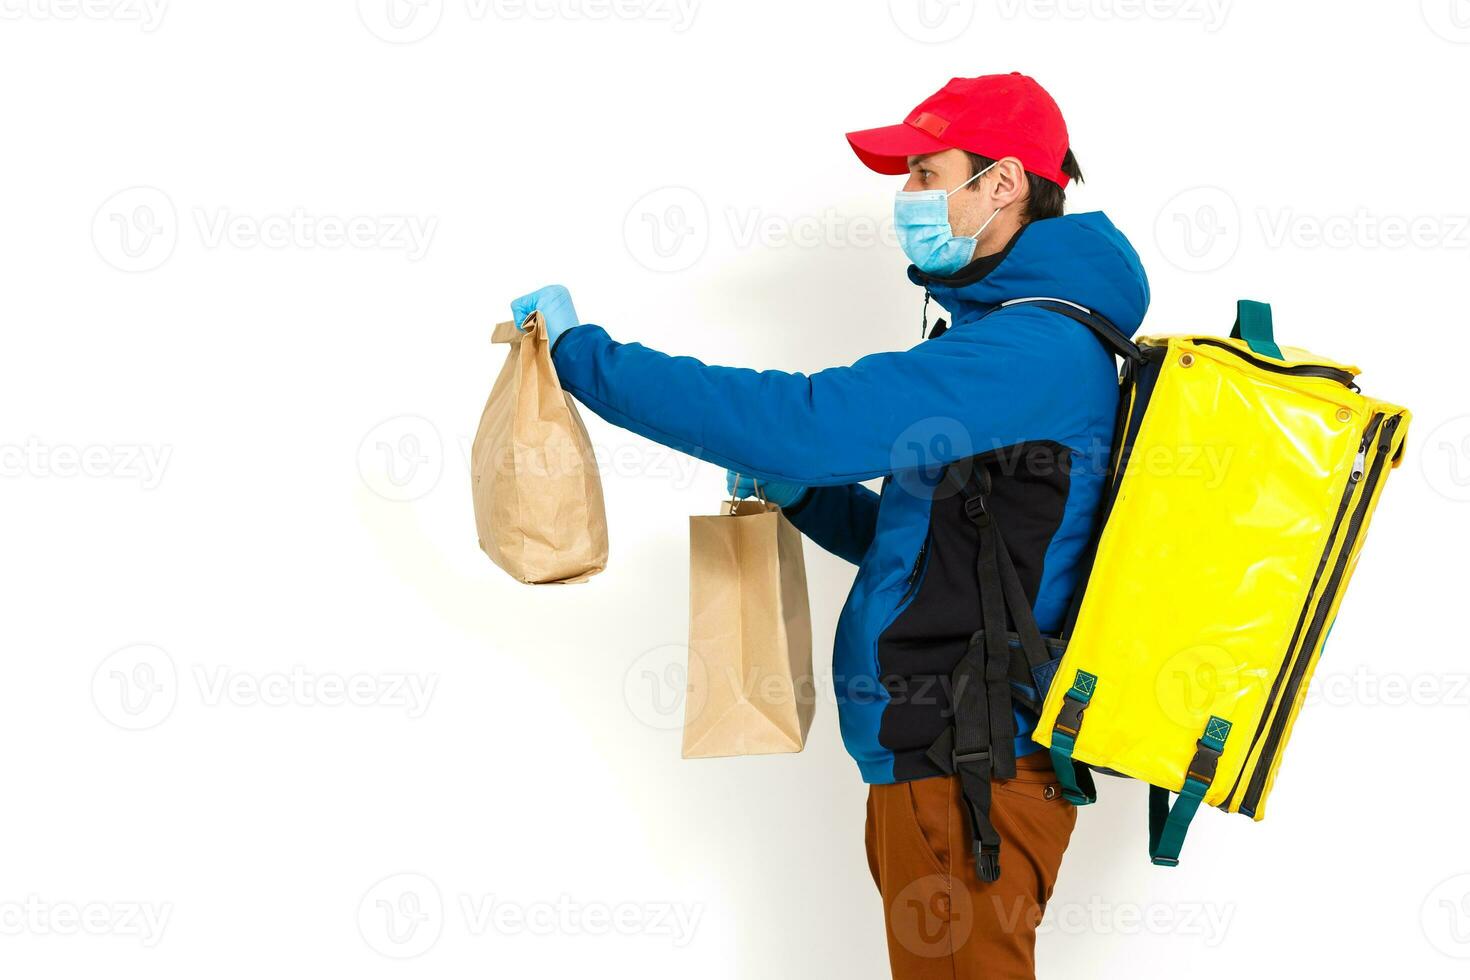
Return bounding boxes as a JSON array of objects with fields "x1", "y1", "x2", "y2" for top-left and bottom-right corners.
[{"x1": 471, "y1": 312, "x2": 608, "y2": 584}]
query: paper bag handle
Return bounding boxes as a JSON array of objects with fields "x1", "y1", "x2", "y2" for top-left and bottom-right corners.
[
  {"x1": 727, "y1": 473, "x2": 768, "y2": 515},
  {"x1": 492, "y1": 311, "x2": 541, "y2": 345}
]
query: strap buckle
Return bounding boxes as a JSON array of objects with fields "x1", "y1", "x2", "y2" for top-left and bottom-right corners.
[
  {"x1": 1054, "y1": 695, "x2": 1088, "y2": 737},
  {"x1": 974, "y1": 842, "x2": 1001, "y2": 882},
  {"x1": 952, "y1": 748, "x2": 991, "y2": 772},
  {"x1": 1185, "y1": 738, "x2": 1223, "y2": 785},
  {"x1": 943, "y1": 462, "x2": 992, "y2": 525}
]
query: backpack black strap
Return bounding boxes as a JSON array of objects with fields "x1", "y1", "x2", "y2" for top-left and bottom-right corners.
[
  {"x1": 993, "y1": 528, "x2": 1055, "y2": 712},
  {"x1": 925, "y1": 300, "x2": 1133, "y2": 882},
  {"x1": 994, "y1": 298, "x2": 1141, "y2": 644},
  {"x1": 997, "y1": 298, "x2": 1142, "y2": 364},
  {"x1": 924, "y1": 461, "x2": 1055, "y2": 882}
]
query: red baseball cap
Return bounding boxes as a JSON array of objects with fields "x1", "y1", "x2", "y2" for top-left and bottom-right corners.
[{"x1": 846, "y1": 73, "x2": 1072, "y2": 187}]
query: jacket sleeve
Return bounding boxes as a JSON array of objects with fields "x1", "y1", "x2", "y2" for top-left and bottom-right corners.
[
  {"x1": 549, "y1": 312, "x2": 1108, "y2": 486},
  {"x1": 781, "y1": 483, "x2": 880, "y2": 566}
]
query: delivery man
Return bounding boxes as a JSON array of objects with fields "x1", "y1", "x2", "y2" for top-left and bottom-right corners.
[{"x1": 511, "y1": 72, "x2": 1150, "y2": 978}]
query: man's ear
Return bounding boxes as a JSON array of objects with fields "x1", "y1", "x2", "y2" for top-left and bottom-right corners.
[{"x1": 987, "y1": 157, "x2": 1029, "y2": 208}]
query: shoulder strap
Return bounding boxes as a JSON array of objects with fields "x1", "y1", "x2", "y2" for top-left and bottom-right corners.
[
  {"x1": 997, "y1": 298, "x2": 1139, "y2": 639},
  {"x1": 940, "y1": 465, "x2": 1053, "y2": 683},
  {"x1": 928, "y1": 463, "x2": 1013, "y2": 882},
  {"x1": 997, "y1": 298, "x2": 1142, "y2": 364}
]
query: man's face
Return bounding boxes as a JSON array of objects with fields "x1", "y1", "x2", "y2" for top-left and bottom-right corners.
[
  {"x1": 904, "y1": 148, "x2": 1026, "y2": 257},
  {"x1": 904, "y1": 148, "x2": 991, "y2": 242}
]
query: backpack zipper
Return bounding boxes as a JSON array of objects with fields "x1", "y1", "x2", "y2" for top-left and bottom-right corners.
[
  {"x1": 1192, "y1": 338, "x2": 1360, "y2": 390},
  {"x1": 1229, "y1": 413, "x2": 1398, "y2": 815},
  {"x1": 1222, "y1": 412, "x2": 1384, "y2": 810}
]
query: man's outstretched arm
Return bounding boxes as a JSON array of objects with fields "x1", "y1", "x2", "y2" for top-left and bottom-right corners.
[
  {"x1": 511, "y1": 284, "x2": 1109, "y2": 511},
  {"x1": 548, "y1": 318, "x2": 1090, "y2": 485}
]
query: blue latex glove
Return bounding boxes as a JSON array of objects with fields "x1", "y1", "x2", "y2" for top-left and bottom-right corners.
[
  {"x1": 726, "y1": 469, "x2": 806, "y2": 509},
  {"x1": 510, "y1": 284, "x2": 581, "y2": 347}
]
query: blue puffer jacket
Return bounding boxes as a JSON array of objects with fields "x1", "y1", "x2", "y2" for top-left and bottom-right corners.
[{"x1": 551, "y1": 212, "x2": 1150, "y2": 784}]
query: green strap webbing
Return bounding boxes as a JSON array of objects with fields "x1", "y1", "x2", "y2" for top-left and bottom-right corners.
[
  {"x1": 1148, "y1": 716, "x2": 1233, "y2": 867},
  {"x1": 1229, "y1": 299, "x2": 1283, "y2": 360},
  {"x1": 1049, "y1": 670, "x2": 1099, "y2": 806}
]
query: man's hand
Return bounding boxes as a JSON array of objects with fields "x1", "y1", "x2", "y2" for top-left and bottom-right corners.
[
  {"x1": 510, "y1": 285, "x2": 581, "y2": 346},
  {"x1": 726, "y1": 470, "x2": 806, "y2": 509}
]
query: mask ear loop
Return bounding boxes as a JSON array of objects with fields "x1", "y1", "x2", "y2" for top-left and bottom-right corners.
[
  {"x1": 968, "y1": 207, "x2": 1003, "y2": 242},
  {"x1": 947, "y1": 159, "x2": 1003, "y2": 241},
  {"x1": 944, "y1": 159, "x2": 997, "y2": 199}
]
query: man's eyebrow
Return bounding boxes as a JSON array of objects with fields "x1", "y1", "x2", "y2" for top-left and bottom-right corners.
[{"x1": 906, "y1": 154, "x2": 935, "y2": 168}]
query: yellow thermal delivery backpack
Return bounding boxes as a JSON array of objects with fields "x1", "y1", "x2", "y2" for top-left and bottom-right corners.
[{"x1": 1020, "y1": 299, "x2": 1409, "y2": 867}]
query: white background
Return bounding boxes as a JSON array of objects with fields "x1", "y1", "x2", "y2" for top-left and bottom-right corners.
[{"x1": 3, "y1": 1, "x2": 1468, "y2": 977}]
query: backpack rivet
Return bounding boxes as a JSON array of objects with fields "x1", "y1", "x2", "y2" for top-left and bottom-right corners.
[
  {"x1": 1179, "y1": 353, "x2": 1195, "y2": 368},
  {"x1": 1336, "y1": 408, "x2": 1352, "y2": 422}
]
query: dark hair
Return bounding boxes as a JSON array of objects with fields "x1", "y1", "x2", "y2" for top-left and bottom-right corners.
[{"x1": 964, "y1": 149, "x2": 1083, "y2": 223}]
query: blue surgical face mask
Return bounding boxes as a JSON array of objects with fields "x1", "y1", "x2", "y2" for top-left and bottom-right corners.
[{"x1": 894, "y1": 160, "x2": 1003, "y2": 276}]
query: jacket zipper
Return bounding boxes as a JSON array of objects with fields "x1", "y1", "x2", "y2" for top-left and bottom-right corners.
[
  {"x1": 1192, "y1": 338, "x2": 1360, "y2": 390},
  {"x1": 1232, "y1": 413, "x2": 1399, "y2": 815},
  {"x1": 898, "y1": 536, "x2": 930, "y2": 606}
]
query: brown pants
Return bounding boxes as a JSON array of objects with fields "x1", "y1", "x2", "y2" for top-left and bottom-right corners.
[{"x1": 865, "y1": 753, "x2": 1076, "y2": 980}]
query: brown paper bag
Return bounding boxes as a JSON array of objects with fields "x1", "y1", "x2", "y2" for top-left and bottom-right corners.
[
  {"x1": 471, "y1": 312, "x2": 608, "y2": 584},
  {"x1": 682, "y1": 499, "x2": 815, "y2": 758}
]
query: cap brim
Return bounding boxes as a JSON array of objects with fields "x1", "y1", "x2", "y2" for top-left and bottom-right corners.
[{"x1": 845, "y1": 123, "x2": 952, "y2": 175}]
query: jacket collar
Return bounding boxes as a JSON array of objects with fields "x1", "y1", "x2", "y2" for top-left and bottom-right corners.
[
  {"x1": 907, "y1": 224, "x2": 1030, "y2": 325},
  {"x1": 902, "y1": 212, "x2": 1151, "y2": 338}
]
